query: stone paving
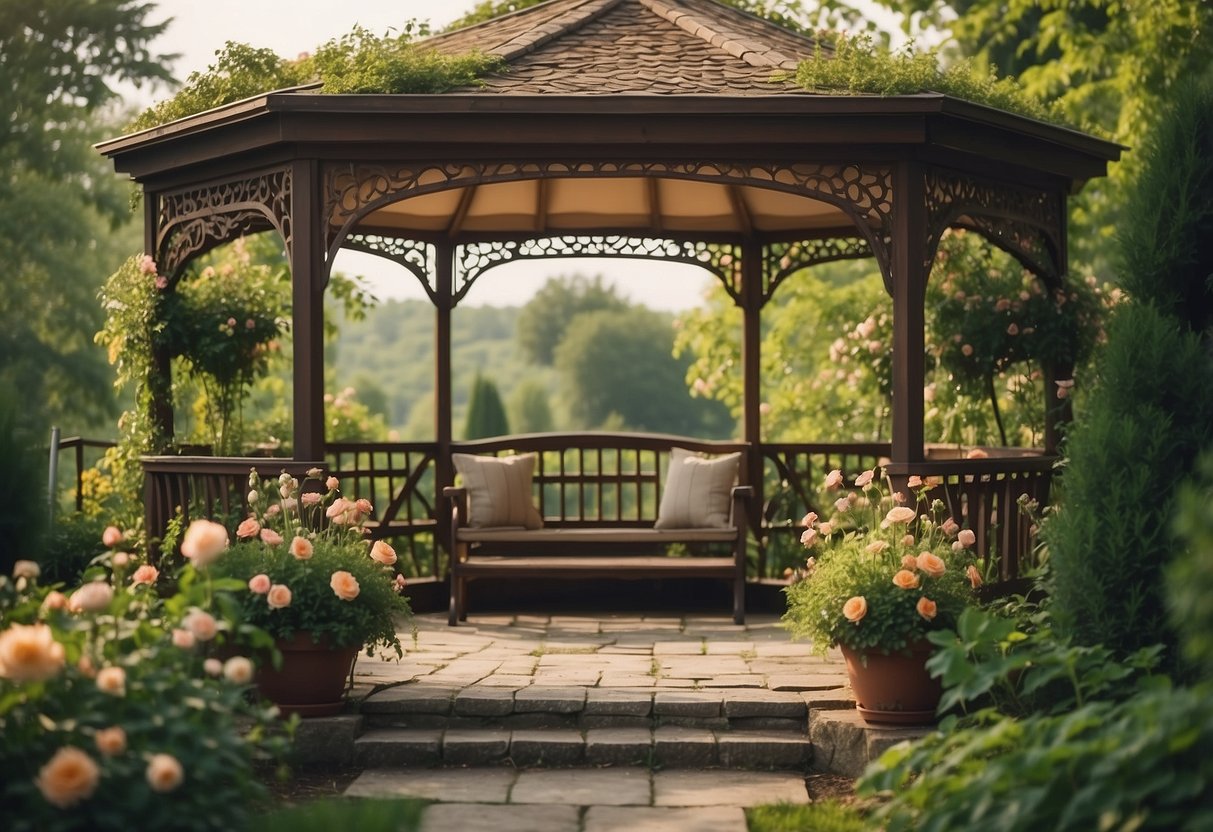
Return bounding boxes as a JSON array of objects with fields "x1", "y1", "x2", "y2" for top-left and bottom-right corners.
[{"x1": 336, "y1": 612, "x2": 865, "y2": 829}]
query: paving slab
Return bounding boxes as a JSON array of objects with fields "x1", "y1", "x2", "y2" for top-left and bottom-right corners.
[
  {"x1": 767, "y1": 673, "x2": 849, "y2": 692},
  {"x1": 584, "y1": 688, "x2": 653, "y2": 716},
  {"x1": 715, "y1": 730, "x2": 811, "y2": 768},
  {"x1": 653, "y1": 691, "x2": 723, "y2": 718},
  {"x1": 346, "y1": 768, "x2": 515, "y2": 802},
  {"x1": 510, "y1": 729, "x2": 586, "y2": 767},
  {"x1": 514, "y1": 686, "x2": 587, "y2": 713},
  {"x1": 721, "y1": 690, "x2": 806, "y2": 719},
  {"x1": 443, "y1": 727, "x2": 511, "y2": 764},
  {"x1": 653, "y1": 770, "x2": 809, "y2": 807},
  {"x1": 653, "y1": 725, "x2": 717, "y2": 767},
  {"x1": 360, "y1": 684, "x2": 459, "y2": 714},
  {"x1": 353, "y1": 728, "x2": 442, "y2": 767},
  {"x1": 511, "y1": 768, "x2": 651, "y2": 806},
  {"x1": 454, "y1": 686, "x2": 516, "y2": 716},
  {"x1": 584, "y1": 806, "x2": 747, "y2": 832},
  {"x1": 585, "y1": 727, "x2": 653, "y2": 766}
]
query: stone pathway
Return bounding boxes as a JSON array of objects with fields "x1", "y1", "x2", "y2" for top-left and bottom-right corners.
[{"x1": 300, "y1": 612, "x2": 923, "y2": 829}]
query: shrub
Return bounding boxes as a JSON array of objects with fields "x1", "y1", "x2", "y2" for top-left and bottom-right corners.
[
  {"x1": 39, "y1": 513, "x2": 107, "y2": 586},
  {"x1": 0, "y1": 391, "x2": 46, "y2": 573},
  {"x1": 1169, "y1": 454, "x2": 1213, "y2": 682}
]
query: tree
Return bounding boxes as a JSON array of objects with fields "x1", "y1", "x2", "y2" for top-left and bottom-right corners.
[
  {"x1": 0, "y1": 1, "x2": 172, "y2": 436},
  {"x1": 509, "y1": 380, "x2": 555, "y2": 434},
  {"x1": 463, "y1": 373, "x2": 510, "y2": 439},
  {"x1": 515, "y1": 275, "x2": 630, "y2": 366},
  {"x1": 556, "y1": 308, "x2": 732, "y2": 436}
]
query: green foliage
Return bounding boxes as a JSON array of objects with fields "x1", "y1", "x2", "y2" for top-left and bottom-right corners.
[
  {"x1": 257, "y1": 797, "x2": 425, "y2": 832},
  {"x1": 0, "y1": 393, "x2": 48, "y2": 572},
  {"x1": 129, "y1": 27, "x2": 501, "y2": 132},
  {"x1": 747, "y1": 801, "x2": 867, "y2": 832},
  {"x1": 1170, "y1": 454, "x2": 1213, "y2": 682},
  {"x1": 795, "y1": 35, "x2": 1066, "y2": 126},
  {"x1": 860, "y1": 680, "x2": 1213, "y2": 832},
  {"x1": 1115, "y1": 75, "x2": 1213, "y2": 336},
  {"x1": 205, "y1": 471, "x2": 412, "y2": 656},
  {"x1": 463, "y1": 373, "x2": 511, "y2": 439},
  {"x1": 509, "y1": 379, "x2": 555, "y2": 434},
  {"x1": 783, "y1": 472, "x2": 979, "y2": 654},
  {"x1": 38, "y1": 514, "x2": 108, "y2": 587},
  {"x1": 516, "y1": 275, "x2": 632, "y2": 366},
  {"x1": 443, "y1": 0, "x2": 548, "y2": 30},
  {"x1": 1046, "y1": 304, "x2": 1213, "y2": 659},
  {"x1": 324, "y1": 387, "x2": 391, "y2": 442},
  {"x1": 556, "y1": 307, "x2": 732, "y2": 436},
  {"x1": 0, "y1": 542, "x2": 287, "y2": 831}
]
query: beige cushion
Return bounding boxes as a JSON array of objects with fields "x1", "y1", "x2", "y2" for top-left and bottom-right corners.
[
  {"x1": 452, "y1": 453, "x2": 543, "y2": 529},
  {"x1": 654, "y1": 447, "x2": 740, "y2": 529}
]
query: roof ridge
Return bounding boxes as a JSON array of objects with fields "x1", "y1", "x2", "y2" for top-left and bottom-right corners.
[
  {"x1": 637, "y1": 0, "x2": 804, "y2": 69},
  {"x1": 482, "y1": 0, "x2": 627, "y2": 62}
]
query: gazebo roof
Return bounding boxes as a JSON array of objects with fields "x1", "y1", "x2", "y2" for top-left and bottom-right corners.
[{"x1": 422, "y1": 0, "x2": 820, "y2": 96}]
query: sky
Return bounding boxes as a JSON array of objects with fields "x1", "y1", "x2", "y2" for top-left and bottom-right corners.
[{"x1": 134, "y1": 0, "x2": 723, "y2": 311}]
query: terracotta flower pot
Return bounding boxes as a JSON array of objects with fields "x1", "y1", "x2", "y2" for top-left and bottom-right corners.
[
  {"x1": 840, "y1": 639, "x2": 942, "y2": 726},
  {"x1": 255, "y1": 632, "x2": 359, "y2": 718}
]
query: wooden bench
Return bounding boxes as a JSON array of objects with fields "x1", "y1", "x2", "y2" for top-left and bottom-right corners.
[{"x1": 443, "y1": 433, "x2": 752, "y2": 626}]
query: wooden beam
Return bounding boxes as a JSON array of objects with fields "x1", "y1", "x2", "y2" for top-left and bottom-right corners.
[
  {"x1": 889, "y1": 161, "x2": 927, "y2": 467},
  {"x1": 535, "y1": 178, "x2": 548, "y2": 233},
  {"x1": 447, "y1": 184, "x2": 477, "y2": 239},
  {"x1": 289, "y1": 159, "x2": 326, "y2": 461},
  {"x1": 728, "y1": 185, "x2": 753, "y2": 236},
  {"x1": 647, "y1": 177, "x2": 663, "y2": 232},
  {"x1": 434, "y1": 241, "x2": 456, "y2": 559}
]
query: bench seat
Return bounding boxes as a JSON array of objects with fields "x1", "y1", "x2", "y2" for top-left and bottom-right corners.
[
  {"x1": 453, "y1": 555, "x2": 737, "y2": 579},
  {"x1": 456, "y1": 527, "x2": 738, "y2": 544}
]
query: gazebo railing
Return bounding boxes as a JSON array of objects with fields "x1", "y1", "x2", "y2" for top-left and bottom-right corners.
[{"x1": 141, "y1": 440, "x2": 1054, "y2": 583}]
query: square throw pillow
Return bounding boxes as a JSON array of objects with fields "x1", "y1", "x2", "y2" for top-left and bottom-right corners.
[
  {"x1": 452, "y1": 452, "x2": 544, "y2": 529},
  {"x1": 654, "y1": 447, "x2": 741, "y2": 529}
]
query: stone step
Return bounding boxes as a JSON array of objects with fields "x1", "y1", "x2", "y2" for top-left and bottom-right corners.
[
  {"x1": 359, "y1": 683, "x2": 852, "y2": 734},
  {"x1": 808, "y1": 709, "x2": 933, "y2": 778},
  {"x1": 353, "y1": 725, "x2": 813, "y2": 770}
]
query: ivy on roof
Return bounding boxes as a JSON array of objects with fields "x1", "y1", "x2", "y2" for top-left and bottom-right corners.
[{"x1": 127, "y1": 26, "x2": 502, "y2": 133}]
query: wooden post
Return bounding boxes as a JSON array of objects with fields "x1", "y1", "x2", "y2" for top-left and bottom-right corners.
[
  {"x1": 890, "y1": 162, "x2": 928, "y2": 470},
  {"x1": 289, "y1": 160, "x2": 326, "y2": 462},
  {"x1": 741, "y1": 238, "x2": 763, "y2": 574},
  {"x1": 144, "y1": 189, "x2": 174, "y2": 448},
  {"x1": 1043, "y1": 190, "x2": 1072, "y2": 455},
  {"x1": 435, "y1": 242, "x2": 455, "y2": 566}
]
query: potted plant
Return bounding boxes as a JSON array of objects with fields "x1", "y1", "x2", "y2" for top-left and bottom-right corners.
[
  {"x1": 198, "y1": 468, "x2": 412, "y2": 717},
  {"x1": 782, "y1": 468, "x2": 982, "y2": 724}
]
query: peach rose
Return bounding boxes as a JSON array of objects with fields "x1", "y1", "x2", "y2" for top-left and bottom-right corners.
[
  {"x1": 306, "y1": 467, "x2": 324, "y2": 479},
  {"x1": 266, "y1": 584, "x2": 292, "y2": 610},
  {"x1": 223, "y1": 656, "x2": 254, "y2": 685},
  {"x1": 102, "y1": 526, "x2": 124, "y2": 548},
  {"x1": 355, "y1": 498, "x2": 374, "y2": 516},
  {"x1": 290, "y1": 536, "x2": 314, "y2": 560},
  {"x1": 69, "y1": 581, "x2": 113, "y2": 613},
  {"x1": 259, "y1": 528, "x2": 284, "y2": 546},
  {"x1": 916, "y1": 596, "x2": 938, "y2": 621},
  {"x1": 180, "y1": 519, "x2": 228, "y2": 566},
  {"x1": 906, "y1": 475, "x2": 923, "y2": 488},
  {"x1": 902, "y1": 534, "x2": 916, "y2": 547},
  {"x1": 112, "y1": 551, "x2": 130, "y2": 570},
  {"x1": 14, "y1": 560, "x2": 40, "y2": 580},
  {"x1": 130, "y1": 564, "x2": 159, "y2": 586},
  {"x1": 94, "y1": 726, "x2": 127, "y2": 757},
  {"x1": 865, "y1": 540, "x2": 890, "y2": 554},
  {"x1": 833, "y1": 497, "x2": 851, "y2": 513},
  {"x1": 394, "y1": 574, "x2": 407, "y2": 593},
  {"x1": 370, "y1": 540, "x2": 397, "y2": 566},
  {"x1": 957, "y1": 529, "x2": 977, "y2": 548},
  {"x1": 824, "y1": 469, "x2": 844, "y2": 489},
  {"x1": 0, "y1": 622, "x2": 66, "y2": 682},
  {"x1": 265, "y1": 504, "x2": 282, "y2": 517},
  {"x1": 96, "y1": 666, "x2": 126, "y2": 697},
  {"x1": 235, "y1": 517, "x2": 260, "y2": 540},
  {"x1": 854, "y1": 469, "x2": 875, "y2": 488},
  {"x1": 325, "y1": 476, "x2": 340, "y2": 492},
  {"x1": 892, "y1": 569, "x2": 920, "y2": 590},
  {"x1": 36, "y1": 746, "x2": 100, "y2": 808},
  {"x1": 842, "y1": 596, "x2": 867, "y2": 623},
  {"x1": 800, "y1": 511, "x2": 818, "y2": 528},
  {"x1": 171, "y1": 629, "x2": 195, "y2": 650},
  {"x1": 325, "y1": 497, "x2": 356, "y2": 524},
  {"x1": 966, "y1": 564, "x2": 983, "y2": 589},
  {"x1": 818, "y1": 521, "x2": 833, "y2": 536},
  {"x1": 203, "y1": 658, "x2": 223, "y2": 677},
  {"x1": 77, "y1": 655, "x2": 96, "y2": 678},
  {"x1": 182, "y1": 609, "x2": 218, "y2": 642},
  {"x1": 925, "y1": 476, "x2": 944, "y2": 488},
  {"x1": 901, "y1": 554, "x2": 918, "y2": 570},
  {"x1": 301, "y1": 492, "x2": 323, "y2": 507},
  {"x1": 146, "y1": 753, "x2": 184, "y2": 793},
  {"x1": 40, "y1": 591, "x2": 68, "y2": 614},
  {"x1": 916, "y1": 552, "x2": 946, "y2": 578},
  {"x1": 330, "y1": 570, "x2": 360, "y2": 601},
  {"x1": 800, "y1": 528, "x2": 818, "y2": 548},
  {"x1": 885, "y1": 506, "x2": 916, "y2": 525},
  {"x1": 961, "y1": 343, "x2": 974, "y2": 356},
  {"x1": 248, "y1": 574, "x2": 271, "y2": 594},
  {"x1": 941, "y1": 518, "x2": 960, "y2": 538}
]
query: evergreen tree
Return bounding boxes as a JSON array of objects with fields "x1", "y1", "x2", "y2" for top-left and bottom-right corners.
[
  {"x1": 463, "y1": 373, "x2": 510, "y2": 439},
  {"x1": 509, "y1": 380, "x2": 555, "y2": 434}
]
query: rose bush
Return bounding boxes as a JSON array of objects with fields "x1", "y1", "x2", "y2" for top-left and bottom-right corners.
[
  {"x1": 0, "y1": 533, "x2": 287, "y2": 832},
  {"x1": 205, "y1": 469, "x2": 412, "y2": 657},
  {"x1": 782, "y1": 468, "x2": 981, "y2": 655}
]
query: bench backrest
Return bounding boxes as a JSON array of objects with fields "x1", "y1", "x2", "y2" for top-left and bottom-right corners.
[{"x1": 451, "y1": 432, "x2": 749, "y2": 528}]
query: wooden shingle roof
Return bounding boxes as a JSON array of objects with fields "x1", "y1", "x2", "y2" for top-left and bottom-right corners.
[{"x1": 423, "y1": 0, "x2": 824, "y2": 95}]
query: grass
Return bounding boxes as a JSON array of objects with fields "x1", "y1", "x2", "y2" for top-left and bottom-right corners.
[
  {"x1": 747, "y1": 801, "x2": 867, "y2": 832},
  {"x1": 257, "y1": 797, "x2": 427, "y2": 831}
]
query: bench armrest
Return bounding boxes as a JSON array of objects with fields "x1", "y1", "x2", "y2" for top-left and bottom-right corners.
[{"x1": 444, "y1": 486, "x2": 468, "y2": 531}]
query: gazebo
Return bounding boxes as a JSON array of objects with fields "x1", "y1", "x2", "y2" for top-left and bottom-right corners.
[{"x1": 97, "y1": 0, "x2": 1120, "y2": 583}]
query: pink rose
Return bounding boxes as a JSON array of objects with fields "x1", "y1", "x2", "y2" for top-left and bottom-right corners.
[
  {"x1": 901, "y1": 554, "x2": 918, "y2": 570},
  {"x1": 248, "y1": 574, "x2": 271, "y2": 594},
  {"x1": 326, "y1": 476, "x2": 340, "y2": 492},
  {"x1": 818, "y1": 521, "x2": 833, "y2": 536},
  {"x1": 824, "y1": 469, "x2": 844, "y2": 489},
  {"x1": 171, "y1": 629, "x2": 195, "y2": 649},
  {"x1": 370, "y1": 540, "x2": 397, "y2": 566},
  {"x1": 865, "y1": 540, "x2": 889, "y2": 554},
  {"x1": 203, "y1": 658, "x2": 223, "y2": 677},
  {"x1": 102, "y1": 526, "x2": 123, "y2": 548},
  {"x1": 800, "y1": 511, "x2": 818, "y2": 528},
  {"x1": 223, "y1": 656, "x2": 254, "y2": 685},
  {"x1": 130, "y1": 564, "x2": 159, "y2": 586},
  {"x1": 906, "y1": 475, "x2": 923, "y2": 488},
  {"x1": 235, "y1": 518, "x2": 260, "y2": 539},
  {"x1": 884, "y1": 507, "x2": 916, "y2": 525},
  {"x1": 182, "y1": 609, "x2": 218, "y2": 642},
  {"x1": 330, "y1": 570, "x2": 360, "y2": 601},
  {"x1": 266, "y1": 584, "x2": 292, "y2": 610},
  {"x1": 40, "y1": 591, "x2": 68, "y2": 613},
  {"x1": 854, "y1": 469, "x2": 875, "y2": 488},
  {"x1": 355, "y1": 498, "x2": 373, "y2": 516},
  {"x1": 833, "y1": 497, "x2": 850, "y2": 513},
  {"x1": 94, "y1": 726, "x2": 127, "y2": 757},
  {"x1": 259, "y1": 528, "x2": 284, "y2": 546},
  {"x1": 902, "y1": 534, "x2": 916, "y2": 547},
  {"x1": 394, "y1": 574, "x2": 407, "y2": 594},
  {"x1": 800, "y1": 528, "x2": 818, "y2": 548},
  {"x1": 138, "y1": 254, "x2": 157, "y2": 274},
  {"x1": 942, "y1": 518, "x2": 960, "y2": 538},
  {"x1": 289, "y1": 536, "x2": 313, "y2": 560},
  {"x1": 961, "y1": 344, "x2": 974, "y2": 357},
  {"x1": 69, "y1": 582, "x2": 113, "y2": 613},
  {"x1": 957, "y1": 529, "x2": 977, "y2": 548},
  {"x1": 265, "y1": 503, "x2": 282, "y2": 517},
  {"x1": 1007, "y1": 323, "x2": 1020, "y2": 335},
  {"x1": 301, "y1": 492, "x2": 322, "y2": 507},
  {"x1": 180, "y1": 520, "x2": 228, "y2": 566}
]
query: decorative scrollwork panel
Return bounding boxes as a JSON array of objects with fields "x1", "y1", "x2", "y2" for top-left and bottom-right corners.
[
  {"x1": 343, "y1": 235, "x2": 436, "y2": 301},
  {"x1": 156, "y1": 169, "x2": 292, "y2": 278},
  {"x1": 924, "y1": 167, "x2": 1063, "y2": 282},
  {"x1": 762, "y1": 237, "x2": 874, "y2": 304},
  {"x1": 454, "y1": 236, "x2": 744, "y2": 306}
]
